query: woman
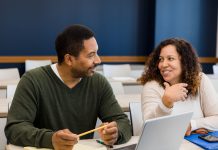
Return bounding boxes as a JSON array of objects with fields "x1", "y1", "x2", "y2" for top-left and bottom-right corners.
[{"x1": 139, "y1": 38, "x2": 218, "y2": 135}]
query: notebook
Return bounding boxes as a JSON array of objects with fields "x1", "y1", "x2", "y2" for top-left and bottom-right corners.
[
  {"x1": 115, "y1": 112, "x2": 193, "y2": 150},
  {"x1": 185, "y1": 131, "x2": 218, "y2": 150},
  {"x1": 23, "y1": 142, "x2": 107, "y2": 150}
]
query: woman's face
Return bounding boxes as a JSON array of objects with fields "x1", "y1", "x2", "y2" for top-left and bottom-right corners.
[{"x1": 158, "y1": 45, "x2": 182, "y2": 85}]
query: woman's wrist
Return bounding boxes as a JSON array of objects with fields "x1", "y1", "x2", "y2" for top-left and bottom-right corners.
[{"x1": 162, "y1": 95, "x2": 174, "y2": 108}]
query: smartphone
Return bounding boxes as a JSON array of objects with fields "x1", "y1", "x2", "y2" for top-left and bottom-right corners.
[{"x1": 198, "y1": 135, "x2": 218, "y2": 143}]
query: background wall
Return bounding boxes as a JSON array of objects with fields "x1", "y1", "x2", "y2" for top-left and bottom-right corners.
[
  {"x1": 155, "y1": 0, "x2": 218, "y2": 73},
  {"x1": 0, "y1": 0, "x2": 217, "y2": 74},
  {"x1": 0, "y1": 0, "x2": 154, "y2": 56},
  {"x1": 217, "y1": 9, "x2": 218, "y2": 57}
]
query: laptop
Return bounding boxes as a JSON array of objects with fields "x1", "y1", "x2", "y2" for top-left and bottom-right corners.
[{"x1": 115, "y1": 112, "x2": 193, "y2": 150}]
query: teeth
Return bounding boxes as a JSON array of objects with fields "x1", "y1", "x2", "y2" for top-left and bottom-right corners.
[{"x1": 162, "y1": 70, "x2": 170, "y2": 75}]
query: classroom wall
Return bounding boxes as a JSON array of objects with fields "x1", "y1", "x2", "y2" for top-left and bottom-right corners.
[
  {"x1": 217, "y1": 10, "x2": 218, "y2": 57},
  {"x1": 0, "y1": 0, "x2": 217, "y2": 74},
  {"x1": 155, "y1": 0, "x2": 218, "y2": 73},
  {"x1": 0, "y1": 0, "x2": 154, "y2": 56}
]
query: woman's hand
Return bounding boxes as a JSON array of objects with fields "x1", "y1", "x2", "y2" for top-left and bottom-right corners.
[
  {"x1": 185, "y1": 123, "x2": 209, "y2": 136},
  {"x1": 162, "y1": 82, "x2": 188, "y2": 108}
]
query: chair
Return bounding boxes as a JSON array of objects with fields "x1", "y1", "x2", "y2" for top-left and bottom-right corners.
[
  {"x1": 109, "y1": 81, "x2": 125, "y2": 95},
  {"x1": 6, "y1": 84, "x2": 17, "y2": 99},
  {"x1": 209, "y1": 78, "x2": 218, "y2": 92},
  {"x1": 103, "y1": 64, "x2": 131, "y2": 77},
  {"x1": 213, "y1": 65, "x2": 218, "y2": 74},
  {"x1": 0, "y1": 118, "x2": 7, "y2": 150},
  {"x1": 0, "y1": 68, "x2": 20, "y2": 81},
  {"x1": 25, "y1": 60, "x2": 52, "y2": 72},
  {"x1": 130, "y1": 70, "x2": 143, "y2": 78},
  {"x1": 129, "y1": 102, "x2": 143, "y2": 136}
]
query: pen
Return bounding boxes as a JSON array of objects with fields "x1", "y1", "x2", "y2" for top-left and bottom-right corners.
[
  {"x1": 78, "y1": 125, "x2": 107, "y2": 137},
  {"x1": 96, "y1": 139, "x2": 113, "y2": 148}
]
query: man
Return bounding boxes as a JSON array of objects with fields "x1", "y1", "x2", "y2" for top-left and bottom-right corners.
[{"x1": 5, "y1": 24, "x2": 131, "y2": 150}]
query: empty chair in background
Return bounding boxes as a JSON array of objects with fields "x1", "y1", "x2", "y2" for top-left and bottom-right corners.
[
  {"x1": 0, "y1": 68, "x2": 20, "y2": 81},
  {"x1": 0, "y1": 118, "x2": 7, "y2": 150},
  {"x1": 6, "y1": 84, "x2": 17, "y2": 99},
  {"x1": 130, "y1": 64, "x2": 146, "y2": 78},
  {"x1": 209, "y1": 78, "x2": 218, "y2": 92},
  {"x1": 25, "y1": 60, "x2": 52, "y2": 72},
  {"x1": 212, "y1": 65, "x2": 218, "y2": 74},
  {"x1": 130, "y1": 70, "x2": 144, "y2": 78},
  {"x1": 129, "y1": 102, "x2": 143, "y2": 136},
  {"x1": 0, "y1": 68, "x2": 19, "y2": 98},
  {"x1": 109, "y1": 81, "x2": 125, "y2": 95},
  {"x1": 103, "y1": 64, "x2": 131, "y2": 77}
]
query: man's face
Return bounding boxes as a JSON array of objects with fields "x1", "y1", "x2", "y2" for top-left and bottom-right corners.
[{"x1": 70, "y1": 37, "x2": 101, "y2": 78}]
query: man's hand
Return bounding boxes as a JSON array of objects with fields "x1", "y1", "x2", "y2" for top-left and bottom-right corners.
[
  {"x1": 98, "y1": 121, "x2": 118, "y2": 146},
  {"x1": 52, "y1": 129, "x2": 79, "y2": 150}
]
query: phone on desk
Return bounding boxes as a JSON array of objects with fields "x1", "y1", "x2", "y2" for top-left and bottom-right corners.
[{"x1": 198, "y1": 135, "x2": 218, "y2": 143}]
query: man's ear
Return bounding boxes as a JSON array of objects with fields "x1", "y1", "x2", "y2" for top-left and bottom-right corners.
[{"x1": 64, "y1": 54, "x2": 75, "y2": 66}]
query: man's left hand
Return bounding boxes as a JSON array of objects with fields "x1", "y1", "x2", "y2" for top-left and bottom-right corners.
[{"x1": 98, "y1": 121, "x2": 118, "y2": 146}]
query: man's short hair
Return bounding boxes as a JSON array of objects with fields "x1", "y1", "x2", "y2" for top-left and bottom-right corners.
[{"x1": 55, "y1": 24, "x2": 94, "y2": 64}]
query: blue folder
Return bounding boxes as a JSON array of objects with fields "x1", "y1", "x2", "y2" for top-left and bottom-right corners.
[{"x1": 185, "y1": 131, "x2": 218, "y2": 150}]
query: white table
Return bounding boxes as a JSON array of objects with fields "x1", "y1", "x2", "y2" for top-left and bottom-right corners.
[
  {"x1": 0, "y1": 98, "x2": 12, "y2": 117},
  {"x1": 6, "y1": 136, "x2": 202, "y2": 150},
  {"x1": 0, "y1": 79, "x2": 19, "y2": 89},
  {"x1": 0, "y1": 79, "x2": 19, "y2": 98},
  {"x1": 0, "y1": 94, "x2": 140, "y2": 117},
  {"x1": 107, "y1": 77, "x2": 141, "y2": 85},
  {"x1": 207, "y1": 74, "x2": 218, "y2": 79},
  {"x1": 115, "y1": 94, "x2": 141, "y2": 112}
]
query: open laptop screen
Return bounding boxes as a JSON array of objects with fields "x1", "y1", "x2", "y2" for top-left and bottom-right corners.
[{"x1": 114, "y1": 112, "x2": 193, "y2": 150}]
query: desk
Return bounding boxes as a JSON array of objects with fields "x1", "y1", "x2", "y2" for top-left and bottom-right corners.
[
  {"x1": 6, "y1": 136, "x2": 202, "y2": 150},
  {"x1": 115, "y1": 94, "x2": 141, "y2": 112},
  {"x1": 207, "y1": 74, "x2": 218, "y2": 79},
  {"x1": 0, "y1": 79, "x2": 19, "y2": 89},
  {"x1": 0, "y1": 79, "x2": 19, "y2": 98},
  {"x1": 0, "y1": 94, "x2": 139, "y2": 117},
  {"x1": 107, "y1": 77, "x2": 143, "y2": 94},
  {"x1": 0, "y1": 99, "x2": 12, "y2": 118},
  {"x1": 107, "y1": 77, "x2": 141, "y2": 86}
]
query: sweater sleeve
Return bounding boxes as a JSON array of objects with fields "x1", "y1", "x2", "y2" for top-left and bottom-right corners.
[
  {"x1": 97, "y1": 75, "x2": 132, "y2": 144},
  {"x1": 194, "y1": 73, "x2": 218, "y2": 131},
  {"x1": 141, "y1": 81, "x2": 173, "y2": 121},
  {"x1": 4, "y1": 73, "x2": 54, "y2": 148}
]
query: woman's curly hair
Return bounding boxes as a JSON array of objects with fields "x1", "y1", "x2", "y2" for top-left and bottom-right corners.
[{"x1": 138, "y1": 38, "x2": 202, "y2": 96}]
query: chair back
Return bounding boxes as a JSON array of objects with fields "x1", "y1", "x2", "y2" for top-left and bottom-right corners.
[
  {"x1": 0, "y1": 68, "x2": 20, "y2": 81},
  {"x1": 213, "y1": 65, "x2": 218, "y2": 74},
  {"x1": 109, "y1": 81, "x2": 125, "y2": 95},
  {"x1": 129, "y1": 102, "x2": 143, "y2": 136},
  {"x1": 25, "y1": 60, "x2": 52, "y2": 71},
  {"x1": 6, "y1": 84, "x2": 17, "y2": 99},
  {"x1": 209, "y1": 78, "x2": 218, "y2": 92},
  {"x1": 0, "y1": 118, "x2": 7, "y2": 150},
  {"x1": 103, "y1": 64, "x2": 131, "y2": 77}
]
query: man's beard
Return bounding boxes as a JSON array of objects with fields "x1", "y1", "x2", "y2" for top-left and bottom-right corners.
[{"x1": 70, "y1": 64, "x2": 97, "y2": 78}]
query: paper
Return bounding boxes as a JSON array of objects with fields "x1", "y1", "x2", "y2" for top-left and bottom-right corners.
[
  {"x1": 24, "y1": 147, "x2": 51, "y2": 150},
  {"x1": 74, "y1": 143, "x2": 107, "y2": 150},
  {"x1": 24, "y1": 143, "x2": 107, "y2": 150}
]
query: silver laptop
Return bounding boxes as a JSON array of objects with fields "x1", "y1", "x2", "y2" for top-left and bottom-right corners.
[{"x1": 115, "y1": 112, "x2": 193, "y2": 150}]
